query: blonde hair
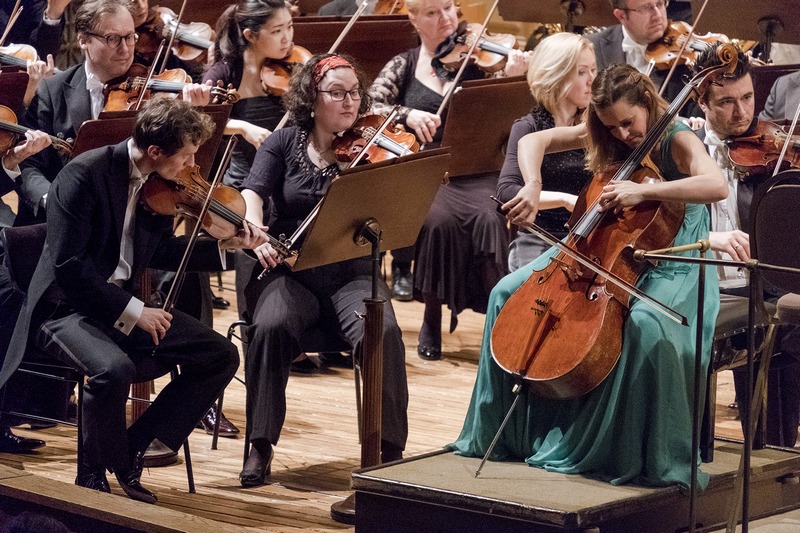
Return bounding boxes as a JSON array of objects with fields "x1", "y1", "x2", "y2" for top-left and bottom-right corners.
[
  {"x1": 584, "y1": 64, "x2": 668, "y2": 172},
  {"x1": 527, "y1": 33, "x2": 594, "y2": 119}
]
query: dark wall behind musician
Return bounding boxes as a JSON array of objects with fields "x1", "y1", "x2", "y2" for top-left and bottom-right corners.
[{"x1": 694, "y1": 44, "x2": 800, "y2": 448}]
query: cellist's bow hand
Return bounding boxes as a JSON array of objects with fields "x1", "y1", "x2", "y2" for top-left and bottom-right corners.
[
  {"x1": 502, "y1": 182, "x2": 539, "y2": 227},
  {"x1": 220, "y1": 221, "x2": 268, "y2": 251},
  {"x1": 598, "y1": 181, "x2": 645, "y2": 214},
  {"x1": 708, "y1": 230, "x2": 751, "y2": 261},
  {"x1": 253, "y1": 238, "x2": 283, "y2": 270}
]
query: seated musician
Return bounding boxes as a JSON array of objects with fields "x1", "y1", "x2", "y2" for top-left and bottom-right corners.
[
  {"x1": 17, "y1": 0, "x2": 210, "y2": 227},
  {"x1": 367, "y1": 0, "x2": 527, "y2": 359},
  {"x1": 0, "y1": 129, "x2": 53, "y2": 454},
  {"x1": 0, "y1": 97, "x2": 266, "y2": 503},
  {"x1": 694, "y1": 44, "x2": 800, "y2": 447},
  {"x1": 586, "y1": 0, "x2": 698, "y2": 116},
  {"x1": 497, "y1": 32, "x2": 595, "y2": 271},
  {"x1": 759, "y1": 70, "x2": 800, "y2": 124},
  {"x1": 237, "y1": 54, "x2": 409, "y2": 487},
  {"x1": 0, "y1": 0, "x2": 69, "y2": 60},
  {"x1": 451, "y1": 63, "x2": 726, "y2": 489}
]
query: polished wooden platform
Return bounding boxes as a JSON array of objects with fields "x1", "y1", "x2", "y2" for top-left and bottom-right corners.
[{"x1": 0, "y1": 270, "x2": 795, "y2": 531}]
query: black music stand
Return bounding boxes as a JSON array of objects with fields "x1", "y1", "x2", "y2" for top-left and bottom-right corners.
[
  {"x1": 282, "y1": 149, "x2": 450, "y2": 525},
  {"x1": 691, "y1": 0, "x2": 800, "y2": 62},
  {"x1": 439, "y1": 76, "x2": 533, "y2": 178},
  {"x1": 498, "y1": 0, "x2": 617, "y2": 32}
]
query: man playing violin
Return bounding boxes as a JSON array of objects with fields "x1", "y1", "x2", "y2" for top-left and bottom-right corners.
[
  {"x1": 587, "y1": 0, "x2": 697, "y2": 116},
  {"x1": 0, "y1": 96, "x2": 267, "y2": 503},
  {"x1": 694, "y1": 44, "x2": 800, "y2": 448},
  {"x1": 16, "y1": 0, "x2": 210, "y2": 227}
]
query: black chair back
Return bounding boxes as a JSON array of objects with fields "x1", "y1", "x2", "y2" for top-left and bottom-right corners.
[
  {"x1": 0, "y1": 223, "x2": 47, "y2": 293},
  {"x1": 751, "y1": 169, "x2": 800, "y2": 294}
]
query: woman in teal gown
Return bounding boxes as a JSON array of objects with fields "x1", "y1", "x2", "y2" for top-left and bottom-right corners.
[{"x1": 451, "y1": 64, "x2": 728, "y2": 490}]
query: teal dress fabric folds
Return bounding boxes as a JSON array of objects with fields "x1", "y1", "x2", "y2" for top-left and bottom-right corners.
[{"x1": 450, "y1": 123, "x2": 720, "y2": 489}]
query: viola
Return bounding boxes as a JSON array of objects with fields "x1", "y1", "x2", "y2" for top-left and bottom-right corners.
[
  {"x1": 140, "y1": 165, "x2": 296, "y2": 263},
  {"x1": 726, "y1": 119, "x2": 800, "y2": 176},
  {"x1": 332, "y1": 114, "x2": 419, "y2": 165},
  {"x1": 103, "y1": 63, "x2": 239, "y2": 111},
  {"x1": 646, "y1": 20, "x2": 756, "y2": 70},
  {"x1": 136, "y1": 6, "x2": 215, "y2": 67},
  {"x1": 489, "y1": 45, "x2": 739, "y2": 399},
  {"x1": 0, "y1": 104, "x2": 72, "y2": 155},
  {"x1": 260, "y1": 45, "x2": 313, "y2": 96},
  {"x1": 433, "y1": 21, "x2": 518, "y2": 76}
]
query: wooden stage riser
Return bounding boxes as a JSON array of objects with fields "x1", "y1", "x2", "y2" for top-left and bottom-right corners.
[{"x1": 355, "y1": 474, "x2": 800, "y2": 533}]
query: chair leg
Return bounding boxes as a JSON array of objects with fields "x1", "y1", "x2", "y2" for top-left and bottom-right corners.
[
  {"x1": 211, "y1": 391, "x2": 224, "y2": 450},
  {"x1": 701, "y1": 370, "x2": 717, "y2": 463},
  {"x1": 353, "y1": 361, "x2": 362, "y2": 445},
  {"x1": 77, "y1": 377, "x2": 85, "y2": 471},
  {"x1": 182, "y1": 437, "x2": 195, "y2": 494}
]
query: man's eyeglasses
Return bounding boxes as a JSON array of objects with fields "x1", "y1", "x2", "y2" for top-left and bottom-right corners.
[
  {"x1": 85, "y1": 32, "x2": 138, "y2": 48},
  {"x1": 318, "y1": 89, "x2": 364, "y2": 101},
  {"x1": 622, "y1": 0, "x2": 668, "y2": 16}
]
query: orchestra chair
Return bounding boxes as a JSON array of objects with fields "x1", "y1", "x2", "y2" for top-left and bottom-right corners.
[
  {"x1": 751, "y1": 63, "x2": 800, "y2": 119},
  {"x1": 220, "y1": 319, "x2": 361, "y2": 463},
  {"x1": 702, "y1": 170, "x2": 800, "y2": 461},
  {"x1": 0, "y1": 224, "x2": 197, "y2": 493}
]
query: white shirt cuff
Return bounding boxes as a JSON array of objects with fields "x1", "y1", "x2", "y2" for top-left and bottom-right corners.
[
  {"x1": 114, "y1": 297, "x2": 144, "y2": 335},
  {"x1": 2, "y1": 160, "x2": 21, "y2": 180},
  {"x1": 218, "y1": 242, "x2": 228, "y2": 269},
  {"x1": 42, "y1": 13, "x2": 62, "y2": 25}
]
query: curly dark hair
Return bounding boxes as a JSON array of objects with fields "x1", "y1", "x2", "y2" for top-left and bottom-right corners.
[
  {"x1": 282, "y1": 53, "x2": 372, "y2": 132},
  {"x1": 133, "y1": 96, "x2": 215, "y2": 155}
]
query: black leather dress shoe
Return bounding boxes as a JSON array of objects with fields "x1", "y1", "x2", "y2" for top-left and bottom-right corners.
[
  {"x1": 196, "y1": 405, "x2": 240, "y2": 437},
  {"x1": 240, "y1": 446, "x2": 274, "y2": 488},
  {"x1": 212, "y1": 296, "x2": 230, "y2": 309},
  {"x1": 417, "y1": 345, "x2": 442, "y2": 361},
  {"x1": 75, "y1": 468, "x2": 111, "y2": 493},
  {"x1": 115, "y1": 449, "x2": 157, "y2": 504},
  {"x1": 391, "y1": 267, "x2": 413, "y2": 301},
  {"x1": 0, "y1": 427, "x2": 45, "y2": 453}
]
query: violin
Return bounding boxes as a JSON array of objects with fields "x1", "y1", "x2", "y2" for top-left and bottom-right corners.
[
  {"x1": 0, "y1": 43, "x2": 37, "y2": 70},
  {"x1": 373, "y1": 0, "x2": 408, "y2": 15},
  {"x1": 260, "y1": 45, "x2": 313, "y2": 96},
  {"x1": 489, "y1": 45, "x2": 739, "y2": 399},
  {"x1": 646, "y1": 20, "x2": 756, "y2": 70},
  {"x1": 140, "y1": 165, "x2": 295, "y2": 263},
  {"x1": 332, "y1": 114, "x2": 419, "y2": 165},
  {"x1": 433, "y1": 21, "x2": 518, "y2": 76},
  {"x1": 726, "y1": 119, "x2": 800, "y2": 177},
  {"x1": 0, "y1": 104, "x2": 72, "y2": 155},
  {"x1": 103, "y1": 63, "x2": 239, "y2": 111},
  {"x1": 136, "y1": 6, "x2": 215, "y2": 68}
]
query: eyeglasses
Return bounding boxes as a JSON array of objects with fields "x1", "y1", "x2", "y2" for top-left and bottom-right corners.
[
  {"x1": 622, "y1": 0, "x2": 668, "y2": 16},
  {"x1": 318, "y1": 88, "x2": 364, "y2": 101},
  {"x1": 85, "y1": 32, "x2": 138, "y2": 48}
]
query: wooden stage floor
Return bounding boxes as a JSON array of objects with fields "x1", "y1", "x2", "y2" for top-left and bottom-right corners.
[{"x1": 0, "y1": 270, "x2": 795, "y2": 531}]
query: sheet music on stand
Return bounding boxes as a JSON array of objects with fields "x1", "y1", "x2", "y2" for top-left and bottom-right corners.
[{"x1": 439, "y1": 76, "x2": 532, "y2": 178}]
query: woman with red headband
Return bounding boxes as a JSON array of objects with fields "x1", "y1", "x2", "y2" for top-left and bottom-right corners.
[{"x1": 236, "y1": 54, "x2": 409, "y2": 487}]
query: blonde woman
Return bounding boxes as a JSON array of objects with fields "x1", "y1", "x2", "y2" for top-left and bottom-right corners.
[{"x1": 497, "y1": 32, "x2": 596, "y2": 271}]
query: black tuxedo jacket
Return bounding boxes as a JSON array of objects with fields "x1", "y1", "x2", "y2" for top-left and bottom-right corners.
[
  {"x1": 0, "y1": 140, "x2": 226, "y2": 389},
  {"x1": 587, "y1": 25, "x2": 698, "y2": 117},
  {"x1": 17, "y1": 64, "x2": 92, "y2": 226},
  {"x1": 0, "y1": 169, "x2": 15, "y2": 228}
]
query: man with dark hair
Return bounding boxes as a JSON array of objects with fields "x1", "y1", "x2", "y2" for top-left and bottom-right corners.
[
  {"x1": 587, "y1": 0, "x2": 697, "y2": 115},
  {"x1": 694, "y1": 44, "x2": 800, "y2": 448},
  {"x1": 0, "y1": 97, "x2": 266, "y2": 503}
]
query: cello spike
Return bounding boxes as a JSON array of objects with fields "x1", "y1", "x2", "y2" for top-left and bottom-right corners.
[{"x1": 475, "y1": 383, "x2": 523, "y2": 478}]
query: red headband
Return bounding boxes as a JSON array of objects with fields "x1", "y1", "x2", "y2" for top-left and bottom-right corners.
[{"x1": 313, "y1": 56, "x2": 354, "y2": 87}]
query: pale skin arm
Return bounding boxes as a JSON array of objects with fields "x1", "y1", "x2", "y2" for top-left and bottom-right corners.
[
  {"x1": 242, "y1": 188, "x2": 283, "y2": 269},
  {"x1": 598, "y1": 130, "x2": 727, "y2": 212},
  {"x1": 226, "y1": 119, "x2": 271, "y2": 149},
  {"x1": 503, "y1": 124, "x2": 587, "y2": 225}
]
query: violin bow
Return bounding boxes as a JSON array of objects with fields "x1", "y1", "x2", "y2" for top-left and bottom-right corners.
[
  {"x1": 0, "y1": 1, "x2": 22, "y2": 48},
  {"x1": 133, "y1": 41, "x2": 167, "y2": 110},
  {"x1": 159, "y1": 0, "x2": 189, "y2": 74},
  {"x1": 658, "y1": 0, "x2": 712, "y2": 97},
  {"x1": 159, "y1": 135, "x2": 237, "y2": 316},
  {"x1": 272, "y1": 0, "x2": 370, "y2": 132},
  {"x1": 435, "y1": 0, "x2": 501, "y2": 117}
]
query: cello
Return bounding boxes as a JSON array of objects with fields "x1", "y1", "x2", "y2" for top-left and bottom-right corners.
[{"x1": 489, "y1": 45, "x2": 739, "y2": 400}]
